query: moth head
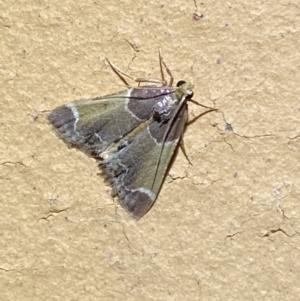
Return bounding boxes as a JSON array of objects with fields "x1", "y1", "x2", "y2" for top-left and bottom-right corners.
[{"x1": 176, "y1": 80, "x2": 194, "y2": 100}]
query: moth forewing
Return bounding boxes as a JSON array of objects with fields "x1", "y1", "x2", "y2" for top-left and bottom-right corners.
[
  {"x1": 100, "y1": 118, "x2": 151, "y2": 160},
  {"x1": 150, "y1": 84, "x2": 193, "y2": 192}
]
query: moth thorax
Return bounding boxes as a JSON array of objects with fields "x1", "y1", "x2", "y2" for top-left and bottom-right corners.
[{"x1": 152, "y1": 96, "x2": 173, "y2": 122}]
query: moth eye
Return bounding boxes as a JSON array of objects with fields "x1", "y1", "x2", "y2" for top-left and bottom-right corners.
[
  {"x1": 187, "y1": 92, "x2": 194, "y2": 99},
  {"x1": 176, "y1": 80, "x2": 186, "y2": 87}
]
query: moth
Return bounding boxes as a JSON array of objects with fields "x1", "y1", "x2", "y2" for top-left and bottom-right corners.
[{"x1": 48, "y1": 52, "x2": 214, "y2": 219}]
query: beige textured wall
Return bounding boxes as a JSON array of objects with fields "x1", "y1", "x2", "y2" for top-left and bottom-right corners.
[{"x1": 1, "y1": 0, "x2": 300, "y2": 300}]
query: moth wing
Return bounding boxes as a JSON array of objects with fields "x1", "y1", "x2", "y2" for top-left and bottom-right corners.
[
  {"x1": 103, "y1": 102, "x2": 188, "y2": 219},
  {"x1": 48, "y1": 87, "x2": 174, "y2": 157}
]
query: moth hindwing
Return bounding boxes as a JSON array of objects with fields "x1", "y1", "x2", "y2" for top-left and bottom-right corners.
[{"x1": 48, "y1": 54, "x2": 194, "y2": 219}]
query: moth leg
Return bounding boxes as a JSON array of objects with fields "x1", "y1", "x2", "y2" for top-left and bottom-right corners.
[
  {"x1": 187, "y1": 108, "x2": 218, "y2": 125},
  {"x1": 107, "y1": 51, "x2": 174, "y2": 88},
  {"x1": 134, "y1": 49, "x2": 171, "y2": 87},
  {"x1": 159, "y1": 49, "x2": 174, "y2": 87},
  {"x1": 107, "y1": 57, "x2": 167, "y2": 87},
  {"x1": 190, "y1": 99, "x2": 217, "y2": 110},
  {"x1": 106, "y1": 58, "x2": 134, "y2": 87},
  {"x1": 134, "y1": 51, "x2": 174, "y2": 87},
  {"x1": 135, "y1": 77, "x2": 167, "y2": 86},
  {"x1": 179, "y1": 135, "x2": 193, "y2": 166}
]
